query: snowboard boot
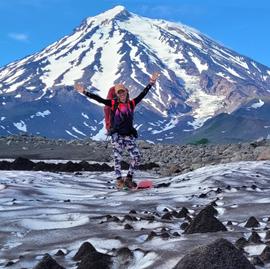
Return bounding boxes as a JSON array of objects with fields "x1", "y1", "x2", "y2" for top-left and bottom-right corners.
[
  {"x1": 116, "y1": 177, "x2": 125, "y2": 189},
  {"x1": 125, "y1": 175, "x2": 137, "y2": 189}
]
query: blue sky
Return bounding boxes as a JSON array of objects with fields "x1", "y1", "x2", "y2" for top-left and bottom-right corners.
[{"x1": 0, "y1": 0, "x2": 269, "y2": 68}]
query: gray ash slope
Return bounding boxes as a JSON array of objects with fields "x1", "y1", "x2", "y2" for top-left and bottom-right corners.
[
  {"x1": 0, "y1": 6, "x2": 270, "y2": 143},
  {"x1": 1, "y1": 161, "x2": 270, "y2": 268}
]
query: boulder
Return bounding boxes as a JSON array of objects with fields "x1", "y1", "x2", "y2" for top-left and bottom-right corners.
[
  {"x1": 55, "y1": 250, "x2": 65, "y2": 256},
  {"x1": 0, "y1": 160, "x2": 10, "y2": 170},
  {"x1": 161, "y1": 212, "x2": 173, "y2": 220},
  {"x1": 73, "y1": 242, "x2": 96, "y2": 261},
  {"x1": 235, "y1": 237, "x2": 248, "y2": 249},
  {"x1": 175, "y1": 207, "x2": 189, "y2": 218},
  {"x1": 252, "y1": 256, "x2": 264, "y2": 266},
  {"x1": 11, "y1": 157, "x2": 34, "y2": 170},
  {"x1": 115, "y1": 247, "x2": 134, "y2": 266},
  {"x1": 33, "y1": 253, "x2": 65, "y2": 269},
  {"x1": 173, "y1": 238, "x2": 255, "y2": 269},
  {"x1": 248, "y1": 231, "x2": 262, "y2": 244},
  {"x1": 77, "y1": 251, "x2": 112, "y2": 269},
  {"x1": 245, "y1": 216, "x2": 260, "y2": 228},
  {"x1": 259, "y1": 245, "x2": 270, "y2": 262},
  {"x1": 184, "y1": 206, "x2": 226, "y2": 234}
]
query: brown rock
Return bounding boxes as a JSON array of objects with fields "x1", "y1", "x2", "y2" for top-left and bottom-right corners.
[{"x1": 257, "y1": 147, "x2": 270, "y2": 160}]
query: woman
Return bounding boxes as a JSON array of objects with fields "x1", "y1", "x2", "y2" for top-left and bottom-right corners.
[{"x1": 75, "y1": 72, "x2": 159, "y2": 189}]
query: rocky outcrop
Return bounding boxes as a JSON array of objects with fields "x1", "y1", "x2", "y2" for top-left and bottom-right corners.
[
  {"x1": 1, "y1": 135, "x2": 269, "y2": 175},
  {"x1": 0, "y1": 157, "x2": 113, "y2": 172},
  {"x1": 0, "y1": 157, "x2": 159, "y2": 172}
]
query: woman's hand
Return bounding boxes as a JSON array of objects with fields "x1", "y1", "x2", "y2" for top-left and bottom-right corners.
[
  {"x1": 149, "y1": 72, "x2": 160, "y2": 85},
  {"x1": 74, "y1": 83, "x2": 86, "y2": 94}
]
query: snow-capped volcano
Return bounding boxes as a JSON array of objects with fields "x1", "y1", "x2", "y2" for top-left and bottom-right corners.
[{"x1": 0, "y1": 5, "x2": 270, "y2": 143}]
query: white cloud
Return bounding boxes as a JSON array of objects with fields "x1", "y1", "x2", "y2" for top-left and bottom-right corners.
[{"x1": 8, "y1": 32, "x2": 29, "y2": 42}]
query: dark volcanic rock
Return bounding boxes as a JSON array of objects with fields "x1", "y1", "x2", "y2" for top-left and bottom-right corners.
[
  {"x1": 199, "y1": 205, "x2": 218, "y2": 217},
  {"x1": 33, "y1": 253, "x2": 65, "y2": 269},
  {"x1": 12, "y1": 157, "x2": 35, "y2": 170},
  {"x1": 138, "y1": 162, "x2": 160, "y2": 170},
  {"x1": 161, "y1": 212, "x2": 173, "y2": 220},
  {"x1": 5, "y1": 261, "x2": 15, "y2": 267},
  {"x1": 155, "y1": 182, "x2": 171, "y2": 188},
  {"x1": 0, "y1": 158, "x2": 115, "y2": 172},
  {"x1": 115, "y1": 247, "x2": 134, "y2": 265},
  {"x1": 198, "y1": 193, "x2": 207, "y2": 198},
  {"x1": 185, "y1": 215, "x2": 192, "y2": 222},
  {"x1": 77, "y1": 251, "x2": 112, "y2": 269},
  {"x1": 265, "y1": 230, "x2": 270, "y2": 239},
  {"x1": 245, "y1": 216, "x2": 260, "y2": 228},
  {"x1": 116, "y1": 247, "x2": 133, "y2": 257},
  {"x1": 175, "y1": 207, "x2": 189, "y2": 218},
  {"x1": 173, "y1": 232, "x2": 180, "y2": 237},
  {"x1": 248, "y1": 231, "x2": 262, "y2": 244},
  {"x1": 173, "y1": 238, "x2": 255, "y2": 269},
  {"x1": 73, "y1": 242, "x2": 96, "y2": 261},
  {"x1": 55, "y1": 249, "x2": 65, "y2": 256},
  {"x1": 0, "y1": 160, "x2": 10, "y2": 170},
  {"x1": 147, "y1": 231, "x2": 157, "y2": 240},
  {"x1": 252, "y1": 256, "x2": 264, "y2": 266},
  {"x1": 180, "y1": 222, "x2": 189, "y2": 230},
  {"x1": 259, "y1": 246, "x2": 270, "y2": 262},
  {"x1": 123, "y1": 214, "x2": 135, "y2": 221},
  {"x1": 184, "y1": 206, "x2": 226, "y2": 234},
  {"x1": 110, "y1": 216, "x2": 120, "y2": 222},
  {"x1": 235, "y1": 237, "x2": 248, "y2": 249},
  {"x1": 33, "y1": 161, "x2": 51, "y2": 171},
  {"x1": 124, "y1": 223, "x2": 133, "y2": 230},
  {"x1": 161, "y1": 232, "x2": 170, "y2": 239}
]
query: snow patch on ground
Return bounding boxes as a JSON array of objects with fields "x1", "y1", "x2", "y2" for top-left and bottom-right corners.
[{"x1": 1, "y1": 161, "x2": 270, "y2": 268}]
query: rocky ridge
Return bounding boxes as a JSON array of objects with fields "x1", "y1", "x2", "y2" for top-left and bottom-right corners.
[{"x1": 1, "y1": 135, "x2": 270, "y2": 175}]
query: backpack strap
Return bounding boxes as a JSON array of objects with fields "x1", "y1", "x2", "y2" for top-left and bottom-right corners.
[
  {"x1": 111, "y1": 99, "x2": 118, "y2": 111},
  {"x1": 128, "y1": 99, "x2": 135, "y2": 111}
]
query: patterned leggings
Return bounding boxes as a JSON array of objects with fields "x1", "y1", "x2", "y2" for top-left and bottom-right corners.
[{"x1": 111, "y1": 133, "x2": 141, "y2": 178}]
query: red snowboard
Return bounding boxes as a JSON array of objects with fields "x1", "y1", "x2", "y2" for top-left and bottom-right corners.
[{"x1": 135, "y1": 180, "x2": 153, "y2": 190}]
